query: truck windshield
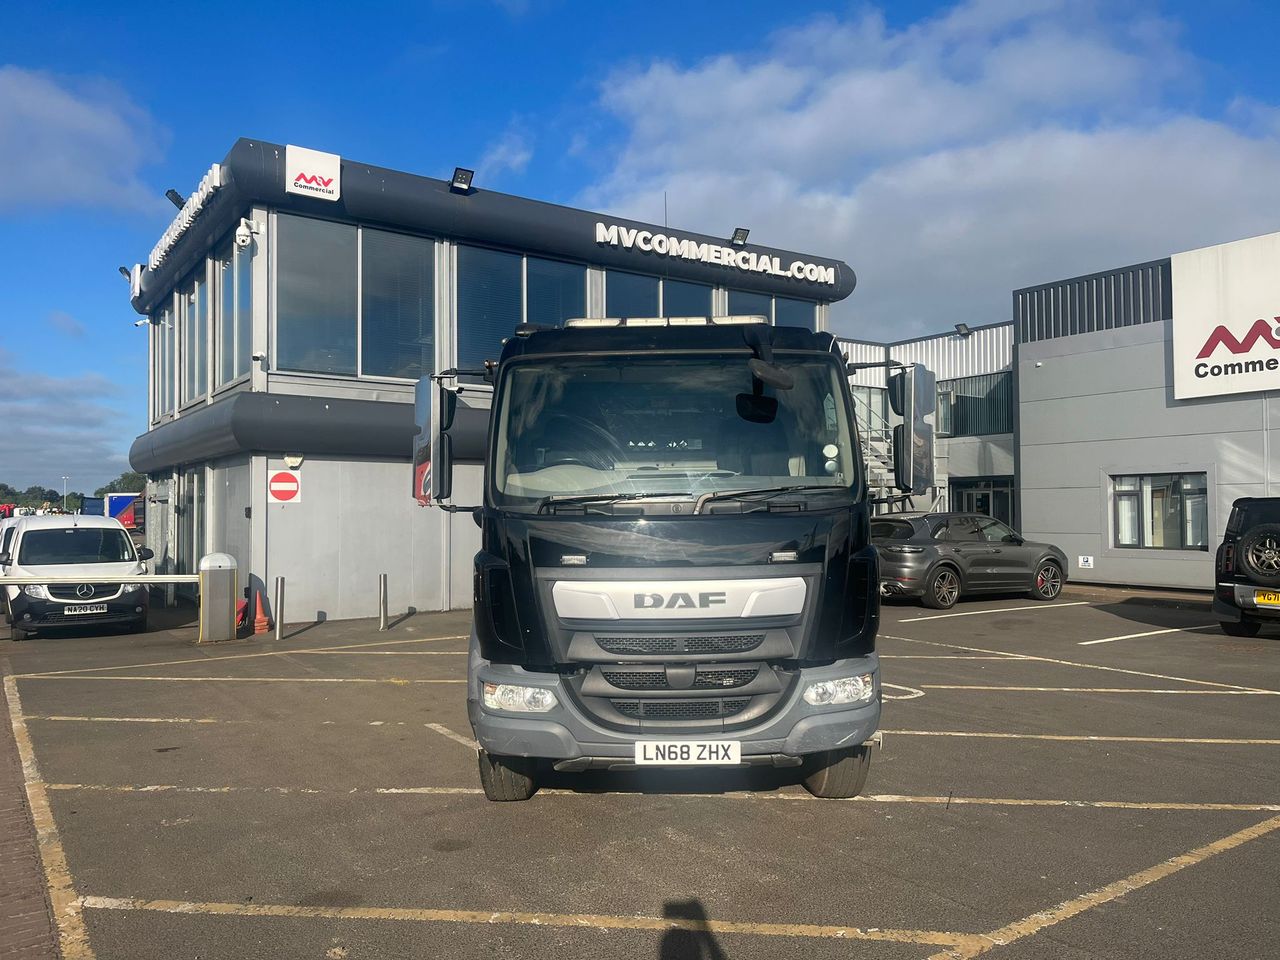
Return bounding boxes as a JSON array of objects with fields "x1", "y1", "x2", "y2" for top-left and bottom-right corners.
[
  {"x1": 18, "y1": 528, "x2": 136, "y2": 565},
  {"x1": 492, "y1": 353, "x2": 860, "y2": 511}
]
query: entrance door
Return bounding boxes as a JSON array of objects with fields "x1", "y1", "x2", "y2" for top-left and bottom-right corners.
[{"x1": 959, "y1": 489, "x2": 992, "y2": 517}]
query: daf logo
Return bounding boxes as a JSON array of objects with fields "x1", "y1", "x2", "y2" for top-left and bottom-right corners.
[
  {"x1": 633, "y1": 591, "x2": 727, "y2": 610},
  {"x1": 75, "y1": 583, "x2": 95, "y2": 599}
]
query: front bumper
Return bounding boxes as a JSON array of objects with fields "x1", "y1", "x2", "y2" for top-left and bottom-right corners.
[
  {"x1": 468, "y1": 642, "x2": 881, "y2": 766},
  {"x1": 1214, "y1": 583, "x2": 1280, "y2": 623},
  {"x1": 7, "y1": 588, "x2": 149, "y2": 630}
]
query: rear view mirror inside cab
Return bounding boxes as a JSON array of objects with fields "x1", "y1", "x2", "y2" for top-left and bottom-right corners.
[{"x1": 736, "y1": 393, "x2": 779, "y2": 423}]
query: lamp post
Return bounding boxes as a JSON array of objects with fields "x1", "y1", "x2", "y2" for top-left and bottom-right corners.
[{"x1": 61, "y1": 476, "x2": 69, "y2": 512}]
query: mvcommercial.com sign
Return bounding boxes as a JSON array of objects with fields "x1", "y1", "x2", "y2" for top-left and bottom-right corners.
[
  {"x1": 285, "y1": 145, "x2": 341, "y2": 201},
  {"x1": 1171, "y1": 232, "x2": 1280, "y2": 399},
  {"x1": 595, "y1": 222, "x2": 837, "y2": 286}
]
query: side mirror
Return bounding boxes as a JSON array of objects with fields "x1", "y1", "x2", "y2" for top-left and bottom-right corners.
[
  {"x1": 736, "y1": 392, "x2": 779, "y2": 424},
  {"x1": 433, "y1": 432, "x2": 454, "y2": 502},
  {"x1": 747, "y1": 358, "x2": 795, "y2": 391},
  {"x1": 0, "y1": 552, "x2": 10, "y2": 567},
  {"x1": 137, "y1": 547, "x2": 155, "y2": 561},
  {"x1": 1002, "y1": 534, "x2": 1023, "y2": 545}
]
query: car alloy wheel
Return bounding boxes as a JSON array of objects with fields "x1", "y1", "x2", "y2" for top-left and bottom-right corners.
[
  {"x1": 1036, "y1": 563, "x2": 1062, "y2": 599},
  {"x1": 933, "y1": 570, "x2": 960, "y2": 607},
  {"x1": 1247, "y1": 534, "x2": 1280, "y2": 576}
]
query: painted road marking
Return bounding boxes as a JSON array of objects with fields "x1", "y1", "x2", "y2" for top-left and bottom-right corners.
[
  {"x1": 880, "y1": 655, "x2": 1021, "y2": 660},
  {"x1": 17, "y1": 675, "x2": 466, "y2": 684},
  {"x1": 13, "y1": 633, "x2": 470, "y2": 679},
  {"x1": 77, "y1": 895, "x2": 974, "y2": 948},
  {"x1": 2, "y1": 677, "x2": 92, "y2": 959},
  {"x1": 882, "y1": 682, "x2": 926, "y2": 700},
  {"x1": 899, "y1": 602, "x2": 1091, "y2": 622},
  {"x1": 42, "y1": 782, "x2": 1280, "y2": 812},
  {"x1": 927, "y1": 813, "x2": 1280, "y2": 959},
  {"x1": 1078, "y1": 625, "x2": 1218, "y2": 646},
  {"x1": 882, "y1": 729, "x2": 1280, "y2": 746},
  {"x1": 24, "y1": 715, "x2": 252, "y2": 724},
  {"x1": 881, "y1": 634, "x2": 1280, "y2": 694},
  {"x1": 921, "y1": 685, "x2": 1278, "y2": 695},
  {"x1": 290, "y1": 650, "x2": 468, "y2": 656},
  {"x1": 425, "y1": 722, "x2": 478, "y2": 750}
]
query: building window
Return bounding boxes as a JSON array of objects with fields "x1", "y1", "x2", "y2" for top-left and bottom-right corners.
[
  {"x1": 216, "y1": 239, "x2": 252, "y2": 386},
  {"x1": 1112, "y1": 473, "x2": 1208, "y2": 551},
  {"x1": 457, "y1": 245, "x2": 522, "y2": 369},
  {"x1": 526, "y1": 257, "x2": 585, "y2": 327},
  {"x1": 727, "y1": 288, "x2": 772, "y2": 321},
  {"x1": 362, "y1": 229, "x2": 435, "y2": 380},
  {"x1": 606, "y1": 270, "x2": 659, "y2": 318},
  {"x1": 662, "y1": 278, "x2": 712, "y2": 318},
  {"x1": 180, "y1": 270, "x2": 208, "y2": 405},
  {"x1": 276, "y1": 214, "x2": 357, "y2": 376},
  {"x1": 155, "y1": 303, "x2": 175, "y2": 417},
  {"x1": 936, "y1": 371, "x2": 1013, "y2": 437},
  {"x1": 775, "y1": 296, "x2": 817, "y2": 330}
]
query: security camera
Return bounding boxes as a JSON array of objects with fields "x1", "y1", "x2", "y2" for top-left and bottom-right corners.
[{"x1": 235, "y1": 221, "x2": 253, "y2": 248}]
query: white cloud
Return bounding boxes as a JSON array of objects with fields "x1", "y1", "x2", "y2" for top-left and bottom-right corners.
[
  {"x1": 0, "y1": 65, "x2": 166, "y2": 213},
  {"x1": 46, "y1": 310, "x2": 86, "y2": 339},
  {"x1": 581, "y1": 1, "x2": 1280, "y2": 339},
  {"x1": 475, "y1": 128, "x2": 533, "y2": 184},
  {"x1": 0, "y1": 350, "x2": 134, "y2": 492}
]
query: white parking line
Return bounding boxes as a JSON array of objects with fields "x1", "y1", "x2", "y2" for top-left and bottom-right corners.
[
  {"x1": 1078, "y1": 625, "x2": 1217, "y2": 646},
  {"x1": 425, "y1": 722, "x2": 478, "y2": 750},
  {"x1": 882, "y1": 683, "x2": 926, "y2": 700},
  {"x1": 899, "y1": 602, "x2": 1090, "y2": 622}
]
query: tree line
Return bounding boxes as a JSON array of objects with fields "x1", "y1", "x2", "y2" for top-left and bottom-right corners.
[{"x1": 0, "y1": 471, "x2": 147, "y2": 511}]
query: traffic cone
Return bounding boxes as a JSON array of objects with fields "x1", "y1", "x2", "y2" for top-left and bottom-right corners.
[{"x1": 253, "y1": 591, "x2": 271, "y2": 635}]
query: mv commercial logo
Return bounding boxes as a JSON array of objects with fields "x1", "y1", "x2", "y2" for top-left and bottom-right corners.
[
  {"x1": 284, "y1": 145, "x2": 341, "y2": 201},
  {"x1": 1193, "y1": 318, "x2": 1280, "y2": 380},
  {"x1": 634, "y1": 591, "x2": 727, "y2": 611}
]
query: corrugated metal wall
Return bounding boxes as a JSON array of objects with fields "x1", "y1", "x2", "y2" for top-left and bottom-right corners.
[
  {"x1": 1014, "y1": 258, "x2": 1171, "y2": 344},
  {"x1": 836, "y1": 339, "x2": 889, "y2": 387},
  {"x1": 889, "y1": 322, "x2": 1013, "y2": 380}
]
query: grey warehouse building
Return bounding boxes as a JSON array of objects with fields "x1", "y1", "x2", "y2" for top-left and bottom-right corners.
[{"x1": 127, "y1": 139, "x2": 855, "y2": 621}]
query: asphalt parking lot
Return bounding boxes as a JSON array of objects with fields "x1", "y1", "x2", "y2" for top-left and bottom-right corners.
[{"x1": 3, "y1": 588, "x2": 1278, "y2": 960}]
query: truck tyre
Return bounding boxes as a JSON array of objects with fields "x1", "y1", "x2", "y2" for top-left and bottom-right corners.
[
  {"x1": 477, "y1": 749, "x2": 538, "y2": 801},
  {"x1": 922, "y1": 567, "x2": 960, "y2": 610},
  {"x1": 1238, "y1": 524, "x2": 1280, "y2": 587},
  {"x1": 1030, "y1": 561, "x2": 1063, "y2": 601},
  {"x1": 1220, "y1": 620, "x2": 1261, "y2": 638},
  {"x1": 801, "y1": 745, "x2": 871, "y2": 799}
]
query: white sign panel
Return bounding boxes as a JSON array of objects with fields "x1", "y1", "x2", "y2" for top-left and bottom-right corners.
[
  {"x1": 285, "y1": 145, "x2": 341, "y2": 201},
  {"x1": 1171, "y1": 231, "x2": 1280, "y2": 399},
  {"x1": 1078, "y1": 556, "x2": 1094, "y2": 570},
  {"x1": 268, "y1": 470, "x2": 302, "y2": 504}
]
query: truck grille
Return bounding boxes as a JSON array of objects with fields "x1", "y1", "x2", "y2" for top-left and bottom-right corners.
[
  {"x1": 610, "y1": 698, "x2": 750, "y2": 720},
  {"x1": 595, "y1": 634, "x2": 764, "y2": 656},
  {"x1": 694, "y1": 668, "x2": 759, "y2": 689},
  {"x1": 601, "y1": 666, "x2": 761, "y2": 691},
  {"x1": 601, "y1": 669, "x2": 667, "y2": 690},
  {"x1": 48, "y1": 583, "x2": 121, "y2": 601}
]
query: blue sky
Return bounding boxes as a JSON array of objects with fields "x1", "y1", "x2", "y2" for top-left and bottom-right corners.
[{"x1": 1, "y1": 0, "x2": 1278, "y2": 492}]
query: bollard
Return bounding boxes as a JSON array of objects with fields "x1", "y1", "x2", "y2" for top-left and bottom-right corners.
[
  {"x1": 274, "y1": 576, "x2": 285, "y2": 643},
  {"x1": 197, "y1": 553, "x2": 238, "y2": 644},
  {"x1": 378, "y1": 573, "x2": 388, "y2": 631}
]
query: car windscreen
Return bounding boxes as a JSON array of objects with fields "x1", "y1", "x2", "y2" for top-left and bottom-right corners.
[
  {"x1": 871, "y1": 520, "x2": 915, "y2": 540},
  {"x1": 17, "y1": 528, "x2": 135, "y2": 565}
]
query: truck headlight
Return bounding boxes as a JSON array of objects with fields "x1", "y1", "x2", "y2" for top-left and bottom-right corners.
[
  {"x1": 482, "y1": 682, "x2": 558, "y2": 713},
  {"x1": 803, "y1": 673, "x2": 875, "y2": 706},
  {"x1": 119, "y1": 583, "x2": 144, "y2": 593},
  {"x1": 22, "y1": 584, "x2": 50, "y2": 600}
]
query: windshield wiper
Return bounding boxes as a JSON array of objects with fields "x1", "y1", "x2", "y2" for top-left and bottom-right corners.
[
  {"x1": 694, "y1": 484, "x2": 848, "y2": 514},
  {"x1": 535, "y1": 492, "x2": 690, "y2": 515}
]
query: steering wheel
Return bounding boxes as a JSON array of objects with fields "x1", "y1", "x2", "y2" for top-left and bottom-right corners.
[{"x1": 541, "y1": 415, "x2": 626, "y2": 471}]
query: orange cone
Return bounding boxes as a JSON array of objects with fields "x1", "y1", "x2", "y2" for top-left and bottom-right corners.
[{"x1": 253, "y1": 591, "x2": 271, "y2": 635}]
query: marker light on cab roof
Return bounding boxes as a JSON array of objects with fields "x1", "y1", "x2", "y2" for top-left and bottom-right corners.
[{"x1": 563, "y1": 315, "x2": 768, "y2": 328}]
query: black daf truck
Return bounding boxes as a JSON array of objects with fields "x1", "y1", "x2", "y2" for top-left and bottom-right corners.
[{"x1": 417, "y1": 318, "x2": 893, "y2": 801}]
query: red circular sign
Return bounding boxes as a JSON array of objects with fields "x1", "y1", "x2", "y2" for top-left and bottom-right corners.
[{"x1": 269, "y1": 471, "x2": 300, "y2": 502}]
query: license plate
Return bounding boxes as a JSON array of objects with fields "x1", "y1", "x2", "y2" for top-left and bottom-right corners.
[
  {"x1": 1255, "y1": 591, "x2": 1280, "y2": 607},
  {"x1": 633, "y1": 741, "x2": 741, "y2": 765},
  {"x1": 64, "y1": 604, "x2": 108, "y2": 615}
]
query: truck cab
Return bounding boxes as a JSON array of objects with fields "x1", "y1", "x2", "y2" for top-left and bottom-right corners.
[{"x1": 420, "y1": 318, "x2": 882, "y2": 800}]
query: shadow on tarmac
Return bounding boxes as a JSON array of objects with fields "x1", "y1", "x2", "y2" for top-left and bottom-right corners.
[
  {"x1": 659, "y1": 899, "x2": 729, "y2": 960},
  {"x1": 542, "y1": 764, "x2": 800, "y2": 797}
]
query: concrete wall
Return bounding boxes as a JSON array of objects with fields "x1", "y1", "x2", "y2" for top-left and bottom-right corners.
[
  {"x1": 208, "y1": 456, "x2": 252, "y2": 580},
  {"x1": 261, "y1": 456, "x2": 478, "y2": 622},
  {"x1": 1018, "y1": 319, "x2": 1278, "y2": 589},
  {"x1": 941, "y1": 434, "x2": 1015, "y2": 479}
]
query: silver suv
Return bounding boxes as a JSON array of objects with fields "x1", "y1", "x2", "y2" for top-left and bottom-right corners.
[
  {"x1": 1214, "y1": 497, "x2": 1280, "y2": 637},
  {"x1": 873, "y1": 513, "x2": 1068, "y2": 610}
]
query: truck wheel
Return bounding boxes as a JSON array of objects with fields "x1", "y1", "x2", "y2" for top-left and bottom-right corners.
[
  {"x1": 477, "y1": 749, "x2": 538, "y2": 801},
  {"x1": 801, "y1": 745, "x2": 871, "y2": 799},
  {"x1": 1220, "y1": 620, "x2": 1261, "y2": 638},
  {"x1": 922, "y1": 567, "x2": 960, "y2": 609}
]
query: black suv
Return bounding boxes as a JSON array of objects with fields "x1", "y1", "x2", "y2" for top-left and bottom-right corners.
[
  {"x1": 1214, "y1": 497, "x2": 1280, "y2": 637},
  {"x1": 873, "y1": 513, "x2": 1068, "y2": 610}
]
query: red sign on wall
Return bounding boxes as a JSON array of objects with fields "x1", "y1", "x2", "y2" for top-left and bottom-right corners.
[{"x1": 268, "y1": 471, "x2": 301, "y2": 504}]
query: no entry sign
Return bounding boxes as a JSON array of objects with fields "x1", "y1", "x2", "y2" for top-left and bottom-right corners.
[{"x1": 269, "y1": 471, "x2": 301, "y2": 504}]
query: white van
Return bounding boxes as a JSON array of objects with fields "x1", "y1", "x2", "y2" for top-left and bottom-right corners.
[{"x1": 1, "y1": 515, "x2": 154, "y2": 640}]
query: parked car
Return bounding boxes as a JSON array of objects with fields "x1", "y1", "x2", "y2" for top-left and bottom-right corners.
[
  {"x1": 1213, "y1": 497, "x2": 1280, "y2": 637},
  {"x1": 873, "y1": 512, "x2": 1068, "y2": 610},
  {"x1": 1, "y1": 515, "x2": 154, "y2": 640}
]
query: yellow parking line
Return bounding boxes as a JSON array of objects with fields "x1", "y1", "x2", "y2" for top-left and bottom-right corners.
[
  {"x1": 881, "y1": 634, "x2": 1280, "y2": 694},
  {"x1": 928, "y1": 814, "x2": 1280, "y2": 959},
  {"x1": 17, "y1": 675, "x2": 465, "y2": 684},
  {"x1": 43, "y1": 782, "x2": 1280, "y2": 812},
  {"x1": 78, "y1": 895, "x2": 974, "y2": 946},
  {"x1": 2, "y1": 676, "x2": 93, "y2": 959},
  {"x1": 13, "y1": 633, "x2": 469, "y2": 678},
  {"x1": 882, "y1": 729, "x2": 1280, "y2": 745},
  {"x1": 921, "y1": 685, "x2": 1277, "y2": 695}
]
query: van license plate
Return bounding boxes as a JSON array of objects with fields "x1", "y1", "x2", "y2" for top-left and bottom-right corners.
[
  {"x1": 634, "y1": 741, "x2": 741, "y2": 765},
  {"x1": 64, "y1": 604, "x2": 108, "y2": 615},
  {"x1": 1255, "y1": 591, "x2": 1280, "y2": 607}
]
